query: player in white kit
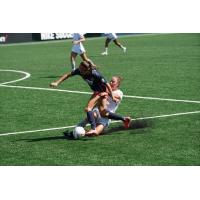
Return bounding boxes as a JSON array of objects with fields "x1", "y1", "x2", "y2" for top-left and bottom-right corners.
[
  {"x1": 71, "y1": 33, "x2": 95, "y2": 70},
  {"x1": 101, "y1": 33, "x2": 127, "y2": 55}
]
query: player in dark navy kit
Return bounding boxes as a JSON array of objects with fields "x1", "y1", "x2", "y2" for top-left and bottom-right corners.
[{"x1": 50, "y1": 61, "x2": 131, "y2": 134}]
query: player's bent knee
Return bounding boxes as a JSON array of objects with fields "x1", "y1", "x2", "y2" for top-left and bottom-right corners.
[{"x1": 100, "y1": 109, "x2": 108, "y2": 117}]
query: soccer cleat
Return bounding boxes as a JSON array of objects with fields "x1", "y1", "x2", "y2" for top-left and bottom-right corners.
[
  {"x1": 123, "y1": 47, "x2": 127, "y2": 53},
  {"x1": 63, "y1": 130, "x2": 74, "y2": 139},
  {"x1": 72, "y1": 67, "x2": 76, "y2": 72},
  {"x1": 123, "y1": 117, "x2": 131, "y2": 129},
  {"x1": 101, "y1": 51, "x2": 108, "y2": 55}
]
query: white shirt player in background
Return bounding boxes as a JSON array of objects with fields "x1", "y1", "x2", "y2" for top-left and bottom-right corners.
[
  {"x1": 101, "y1": 33, "x2": 127, "y2": 55},
  {"x1": 75, "y1": 76, "x2": 131, "y2": 136},
  {"x1": 71, "y1": 33, "x2": 95, "y2": 70}
]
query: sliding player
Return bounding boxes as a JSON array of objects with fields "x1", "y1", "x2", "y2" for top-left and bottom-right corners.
[
  {"x1": 50, "y1": 62, "x2": 131, "y2": 134},
  {"x1": 64, "y1": 76, "x2": 131, "y2": 137}
]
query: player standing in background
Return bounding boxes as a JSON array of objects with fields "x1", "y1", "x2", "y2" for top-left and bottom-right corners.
[
  {"x1": 70, "y1": 33, "x2": 95, "y2": 71},
  {"x1": 101, "y1": 33, "x2": 127, "y2": 55}
]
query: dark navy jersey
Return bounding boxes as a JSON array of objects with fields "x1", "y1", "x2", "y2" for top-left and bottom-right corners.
[{"x1": 71, "y1": 68, "x2": 108, "y2": 92}]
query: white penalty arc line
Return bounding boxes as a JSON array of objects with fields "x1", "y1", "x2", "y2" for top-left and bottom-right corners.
[
  {"x1": 0, "y1": 69, "x2": 31, "y2": 85},
  {"x1": 0, "y1": 110, "x2": 200, "y2": 137},
  {"x1": 0, "y1": 84, "x2": 200, "y2": 104}
]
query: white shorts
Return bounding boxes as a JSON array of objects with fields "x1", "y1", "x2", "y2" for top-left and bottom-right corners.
[
  {"x1": 106, "y1": 33, "x2": 118, "y2": 41},
  {"x1": 71, "y1": 44, "x2": 85, "y2": 55},
  {"x1": 93, "y1": 108, "x2": 110, "y2": 128}
]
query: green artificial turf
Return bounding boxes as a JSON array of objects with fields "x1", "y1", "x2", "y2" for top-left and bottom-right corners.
[{"x1": 0, "y1": 33, "x2": 199, "y2": 165}]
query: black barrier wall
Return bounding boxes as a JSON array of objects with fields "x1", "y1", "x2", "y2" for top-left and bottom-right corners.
[
  {"x1": 0, "y1": 33, "x2": 33, "y2": 44},
  {"x1": 0, "y1": 33, "x2": 137, "y2": 44},
  {"x1": 0, "y1": 33, "x2": 73, "y2": 44},
  {"x1": 0, "y1": 33, "x2": 103, "y2": 44}
]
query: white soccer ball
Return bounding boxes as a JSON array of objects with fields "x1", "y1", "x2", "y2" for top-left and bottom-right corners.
[{"x1": 73, "y1": 126, "x2": 86, "y2": 139}]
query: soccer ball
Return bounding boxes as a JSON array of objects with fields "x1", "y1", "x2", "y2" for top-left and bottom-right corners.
[{"x1": 73, "y1": 126, "x2": 86, "y2": 139}]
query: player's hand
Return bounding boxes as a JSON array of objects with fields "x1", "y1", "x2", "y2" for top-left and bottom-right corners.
[
  {"x1": 50, "y1": 82, "x2": 58, "y2": 88},
  {"x1": 113, "y1": 96, "x2": 120, "y2": 103},
  {"x1": 100, "y1": 92, "x2": 108, "y2": 97}
]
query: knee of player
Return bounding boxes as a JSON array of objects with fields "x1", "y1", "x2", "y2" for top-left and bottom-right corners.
[{"x1": 100, "y1": 109, "x2": 109, "y2": 117}]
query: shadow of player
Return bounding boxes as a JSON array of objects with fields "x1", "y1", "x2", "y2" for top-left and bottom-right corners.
[{"x1": 17, "y1": 119, "x2": 152, "y2": 142}]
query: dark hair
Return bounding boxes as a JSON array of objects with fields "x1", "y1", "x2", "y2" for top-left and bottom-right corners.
[{"x1": 80, "y1": 60, "x2": 96, "y2": 71}]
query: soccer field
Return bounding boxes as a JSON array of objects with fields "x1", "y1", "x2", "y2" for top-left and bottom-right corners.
[{"x1": 0, "y1": 33, "x2": 200, "y2": 165}]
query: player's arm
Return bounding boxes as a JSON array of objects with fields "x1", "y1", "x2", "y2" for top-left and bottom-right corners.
[
  {"x1": 73, "y1": 35, "x2": 86, "y2": 45},
  {"x1": 113, "y1": 94, "x2": 121, "y2": 103},
  {"x1": 50, "y1": 72, "x2": 72, "y2": 88},
  {"x1": 105, "y1": 83, "x2": 118, "y2": 102}
]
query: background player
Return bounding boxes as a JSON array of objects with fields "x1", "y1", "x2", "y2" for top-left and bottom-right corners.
[
  {"x1": 70, "y1": 33, "x2": 95, "y2": 70},
  {"x1": 101, "y1": 33, "x2": 127, "y2": 55}
]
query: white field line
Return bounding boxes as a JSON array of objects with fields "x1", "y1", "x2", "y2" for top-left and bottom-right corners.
[
  {"x1": 123, "y1": 94, "x2": 200, "y2": 104},
  {"x1": 0, "y1": 69, "x2": 31, "y2": 85},
  {"x1": 0, "y1": 84, "x2": 92, "y2": 95},
  {"x1": 0, "y1": 84, "x2": 200, "y2": 104},
  {"x1": 0, "y1": 110, "x2": 200, "y2": 137}
]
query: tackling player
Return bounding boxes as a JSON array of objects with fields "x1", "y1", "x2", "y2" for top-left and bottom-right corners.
[
  {"x1": 50, "y1": 62, "x2": 131, "y2": 135},
  {"x1": 76, "y1": 76, "x2": 131, "y2": 136}
]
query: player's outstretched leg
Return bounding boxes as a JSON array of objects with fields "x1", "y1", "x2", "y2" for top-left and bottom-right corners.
[
  {"x1": 104, "y1": 111, "x2": 131, "y2": 129},
  {"x1": 113, "y1": 39, "x2": 126, "y2": 53}
]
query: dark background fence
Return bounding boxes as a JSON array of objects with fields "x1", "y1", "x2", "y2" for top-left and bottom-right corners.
[{"x1": 0, "y1": 33, "x2": 102, "y2": 44}]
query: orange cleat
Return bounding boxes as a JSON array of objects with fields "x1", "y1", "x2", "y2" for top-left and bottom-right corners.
[{"x1": 123, "y1": 117, "x2": 131, "y2": 129}]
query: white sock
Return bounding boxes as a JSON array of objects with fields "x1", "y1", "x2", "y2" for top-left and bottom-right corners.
[{"x1": 71, "y1": 60, "x2": 76, "y2": 70}]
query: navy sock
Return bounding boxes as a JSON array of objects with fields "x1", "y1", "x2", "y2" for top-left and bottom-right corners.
[
  {"x1": 87, "y1": 111, "x2": 96, "y2": 130},
  {"x1": 107, "y1": 111, "x2": 124, "y2": 121}
]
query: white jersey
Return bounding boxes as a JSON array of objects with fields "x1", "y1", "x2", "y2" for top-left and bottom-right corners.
[
  {"x1": 107, "y1": 89, "x2": 123, "y2": 112},
  {"x1": 78, "y1": 89, "x2": 123, "y2": 128},
  {"x1": 95, "y1": 89, "x2": 123, "y2": 127},
  {"x1": 105, "y1": 33, "x2": 118, "y2": 40},
  {"x1": 71, "y1": 33, "x2": 86, "y2": 54}
]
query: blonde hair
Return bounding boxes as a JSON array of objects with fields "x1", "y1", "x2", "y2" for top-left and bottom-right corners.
[{"x1": 113, "y1": 76, "x2": 123, "y2": 87}]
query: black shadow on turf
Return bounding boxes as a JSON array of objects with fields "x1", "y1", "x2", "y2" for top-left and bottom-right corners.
[{"x1": 16, "y1": 119, "x2": 152, "y2": 142}]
